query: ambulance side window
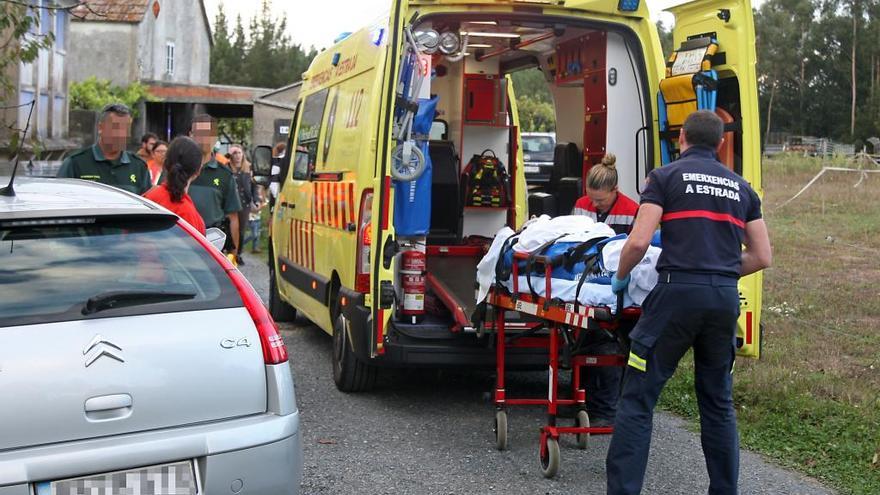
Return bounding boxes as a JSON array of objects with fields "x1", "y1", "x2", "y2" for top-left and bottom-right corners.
[
  {"x1": 293, "y1": 88, "x2": 330, "y2": 180},
  {"x1": 293, "y1": 150, "x2": 310, "y2": 180}
]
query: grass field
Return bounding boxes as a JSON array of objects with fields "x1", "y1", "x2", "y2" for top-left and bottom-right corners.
[{"x1": 658, "y1": 154, "x2": 880, "y2": 494}]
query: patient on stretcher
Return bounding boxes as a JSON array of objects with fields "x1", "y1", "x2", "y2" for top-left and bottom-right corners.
[{"x1": 476, "y1": 215, "x2": 661, "y2": 312}]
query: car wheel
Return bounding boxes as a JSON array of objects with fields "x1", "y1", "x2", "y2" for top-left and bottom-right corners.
[
  {"x1": 269, "y1": 266, "x2": 297, "y2": 322},
  {"x1": 332, "y1": 313, "x2": 376, "y2": 392}
]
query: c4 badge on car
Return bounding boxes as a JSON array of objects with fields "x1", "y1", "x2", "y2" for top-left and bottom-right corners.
[{"x1": 220, "y1": 337, "x2": 252, "y2": 349}]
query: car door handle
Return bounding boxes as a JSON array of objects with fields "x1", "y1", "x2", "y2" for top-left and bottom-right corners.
[{"x1": 85, "y1": 394, "x2": 133, "y2": 421}]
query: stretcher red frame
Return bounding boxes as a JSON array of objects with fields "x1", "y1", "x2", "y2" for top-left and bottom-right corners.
[{"x1": 485, "y1": 250, "x2": 640, "y2": 478}]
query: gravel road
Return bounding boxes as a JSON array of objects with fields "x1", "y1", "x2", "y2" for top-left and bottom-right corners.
[{"x1": 238, "y1": 254, "x2": 835, "y2": 495}]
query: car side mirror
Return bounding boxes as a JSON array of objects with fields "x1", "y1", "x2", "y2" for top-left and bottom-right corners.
[
  {"x1": 252, "y1": 145, "x2": 274, "y2": 177},
  {"x1": 205, "y1": 227, "x2": 227, "y2": 252}
]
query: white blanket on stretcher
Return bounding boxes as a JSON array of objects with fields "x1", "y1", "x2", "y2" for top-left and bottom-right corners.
[{"x1": 475, "y1": 223, "x2": 662, "y2": 310}]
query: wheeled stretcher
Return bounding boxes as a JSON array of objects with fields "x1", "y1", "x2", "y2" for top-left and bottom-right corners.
[{"x1": 485, "y1": 249, "x2": 641, "y2": 479}]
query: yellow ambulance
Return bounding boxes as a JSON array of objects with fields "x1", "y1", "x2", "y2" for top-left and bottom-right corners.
[{"x1": 259, "y1": 0, "x2": 764, "y2": 392}]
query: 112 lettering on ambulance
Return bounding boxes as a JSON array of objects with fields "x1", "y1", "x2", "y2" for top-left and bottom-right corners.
[{"x1": 252, "y1": 0, "x2": 764, "y2": 392}]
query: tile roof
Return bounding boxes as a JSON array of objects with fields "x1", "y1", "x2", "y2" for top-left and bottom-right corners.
[{"x1": 71, "y1": 0, "x2": 151, "y2": 23}]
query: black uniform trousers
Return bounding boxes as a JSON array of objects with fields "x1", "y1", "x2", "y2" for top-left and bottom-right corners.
[{"x1": 606, "y1": 271, "x2": 740, "y2": 495}]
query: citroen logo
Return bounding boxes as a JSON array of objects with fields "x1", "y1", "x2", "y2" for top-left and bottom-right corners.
[{"x1": 83, "y1": 334, "x2": 124, "y2": 367}]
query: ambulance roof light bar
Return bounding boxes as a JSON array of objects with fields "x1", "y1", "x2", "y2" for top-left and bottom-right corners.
[{"x1": 618, "y1": 0, "x2": 640, "y2": 12}]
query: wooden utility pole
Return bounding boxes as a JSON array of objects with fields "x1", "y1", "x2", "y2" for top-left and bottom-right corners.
[{"x1": 765, "y1": 80, "x2": 777, "y2": 146}]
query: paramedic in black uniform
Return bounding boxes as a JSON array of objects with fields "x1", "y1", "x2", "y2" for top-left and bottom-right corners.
[{"x1": 605, "y1": 110, "x2": 772, "y2": 495}]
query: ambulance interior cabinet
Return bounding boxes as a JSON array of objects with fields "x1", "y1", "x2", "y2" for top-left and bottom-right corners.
[{"x1": 464, "y1": 74, "x2": 507, "y2": 126}]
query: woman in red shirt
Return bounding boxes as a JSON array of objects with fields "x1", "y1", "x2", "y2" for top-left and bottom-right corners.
[
  {"x1": 570, "y1": 152, "x2": 639, "y2": 427},
  {"x1": 144, "y1": 137, "x2": 206, "y2": 235},
  {"x1": 572, "y1": 153, "x2": 639, "y2": 235},
  {"x1": 146, "y1": 140, "x2": 168, "y2": 186}
]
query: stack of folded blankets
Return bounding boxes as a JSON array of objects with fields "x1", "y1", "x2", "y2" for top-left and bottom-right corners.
[{"x1": 476, "y1": 215, "x2": 661, "y2": 313}]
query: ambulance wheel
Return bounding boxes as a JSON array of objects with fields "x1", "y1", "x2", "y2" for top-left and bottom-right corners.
[
  {"x1": 576, "y1": 410, "x2": 590, "y2": 449},
  {"x1": 269, "y1": 266, "x2": 297, "y2": 322},
  {"x1": 540, "y1": 437, "x2": 560, "y2": 478},
  {"x1": 390, "y1": 143, "x2": 426, "y2": 182},
  {"x1": 332, "y1": 313, "x2": 376, "y2": 392},
  {"x1": 494, "y1": 410, "x2": 508, "y2": 451}
]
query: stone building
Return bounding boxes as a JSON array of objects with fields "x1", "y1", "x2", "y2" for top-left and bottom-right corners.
[{"x1": 1, "y1": 4, "x2": 73, "y2": 164}]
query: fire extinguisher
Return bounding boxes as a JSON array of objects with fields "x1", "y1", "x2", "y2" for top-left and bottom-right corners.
[{"x1": 400, "y1": 249, "x2": 426, "y2": 324}]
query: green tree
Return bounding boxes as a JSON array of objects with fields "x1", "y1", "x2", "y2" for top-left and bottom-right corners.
[
  {"x1": 755, "y1": 0, "x2": 815, "y2": 142},
  {"x1": 656, "y1": 20, "x2": 673, "y2": 56},
  {"x1": 0, "y1": 2, "x2": 54, "y2": 100},
  {"x1": 210, "y1": 0, "x2": 316, "y2": 88},
  {"x1": 510, "y1": 68, "x2": 555, "y2": 132},
  {"x1": 69, "y1": 77, "x2": 154, "y2": 116},
  {"x1": 218, "y1": 118, "x2": 252, "y2": 146}
]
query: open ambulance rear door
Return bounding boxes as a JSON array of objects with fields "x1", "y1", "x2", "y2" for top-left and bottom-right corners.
[{"x1": 667, "y1": 0, "x2": 763, "y2": 358}]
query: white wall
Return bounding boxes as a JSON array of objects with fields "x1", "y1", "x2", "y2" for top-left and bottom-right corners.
[
  {"x1": 137, "y1": 1, "x2": 211, "y2": 84},
  {"x1": 68, "y1": 23, "x2": 139, "y2": 86},
  {"x1": 605, "y1": 31, "x2": 648, "y2": 200}
]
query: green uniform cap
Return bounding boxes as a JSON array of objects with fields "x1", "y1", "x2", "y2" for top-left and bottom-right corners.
[{"x1": 57, "y1": 144, "x2": 151, "y2": 195}]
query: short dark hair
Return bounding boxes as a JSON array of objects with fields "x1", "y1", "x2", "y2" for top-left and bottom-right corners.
[
  {"x1": 150, "y1": 139, "x2": 168, "y2": 152},
  {"x1": 141, "y1": 132, "x2": 159, "y2": 144},
  {"x1": 682, "y1": 110, "x2": 724, "y2": 148},
  {"x1": 98, "y1": 103, "x2": 131, "y2": 123},
  {"x1": 190, "y1": 113, "x2": 217, "y2": 132}
]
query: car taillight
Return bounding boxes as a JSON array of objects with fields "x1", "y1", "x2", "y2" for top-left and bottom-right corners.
[
  {"x1": 355, "y1": 189, "x2": 373, "y2": 293},
  {"x1": 177, "y1": 220, "x2": 289, "y2": 364}
]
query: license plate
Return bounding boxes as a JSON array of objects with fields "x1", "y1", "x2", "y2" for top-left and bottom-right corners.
[
  {"x1": 37, "y1": 461, "x2": 197, "y2": 495},
  {"x1": 524, "y1": 166, "x2": 540, "y2": 174}
]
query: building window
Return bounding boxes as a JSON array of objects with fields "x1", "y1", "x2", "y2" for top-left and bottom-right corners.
[
  {"x1": 40, "y1": 1, "x2": 51, "y2": 36},
  {"x1": 55, "y1": 10, "x2": 66, "y2": 51},
  {"x1": 19, "y1": 91, "x2": 34, "y2": 138},
  {"x1": 53, "y1": 96, "x2": 65, "y2": 139},
  {"x1": 38, "y1": 93, "x2": 49, "y2": 138},
  {"x1": 165, "y1": 42, "x2": 175, "y2": 76}
]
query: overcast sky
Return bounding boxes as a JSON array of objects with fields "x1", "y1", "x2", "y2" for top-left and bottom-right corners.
[{"x1": 201, "y1": 0, "x2": 753, "y2": 51}]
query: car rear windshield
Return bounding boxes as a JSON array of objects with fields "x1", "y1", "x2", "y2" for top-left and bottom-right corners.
[
  {"x1": 0, "y1": 216, "x2": 241, "y2": 327},
  {"x1": 522, "y1": 136, "x2": 555, "y2": 153}
]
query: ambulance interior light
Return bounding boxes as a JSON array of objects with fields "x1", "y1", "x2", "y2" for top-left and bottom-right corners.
[{"x1": 438, "y1": 31, "x2": 460, "y2": 54}]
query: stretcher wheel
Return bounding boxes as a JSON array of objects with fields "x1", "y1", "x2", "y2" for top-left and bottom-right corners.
[
  {"x1": 494, "y1": 410, "x2": 508, "y2": 451},
  {"x1": 390, "y1": 142, "x2": 426, "y2": 182},
  {"x1": 576, "y1": 410, "x2": 590, "y2": 449},
  {"x1": 540, "y1": 437, "x2": 560, "y2": 478}
]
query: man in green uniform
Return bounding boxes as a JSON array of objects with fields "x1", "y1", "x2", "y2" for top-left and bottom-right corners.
[
  {"x1": 57, "y1": 103, "x2": 151, "y2": 195},
  {"x1": 188, "y1": 114, "x2": 242, "y2": 254}
]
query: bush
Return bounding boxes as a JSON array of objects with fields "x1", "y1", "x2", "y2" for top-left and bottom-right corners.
[{"x1": 69, "y1": 77, "x2": 155, "y2": 117}]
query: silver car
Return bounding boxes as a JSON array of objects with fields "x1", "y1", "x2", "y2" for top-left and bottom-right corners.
[{"x1": 0, "y1": 177, "x2": 302, "y2": 494}]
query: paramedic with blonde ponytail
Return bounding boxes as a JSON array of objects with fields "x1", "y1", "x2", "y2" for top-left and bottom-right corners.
[
  {"x1": 572, "y1": 153, "x2": 639, "y2": 235},
  {"x1": 569, "y1": 152, "x2": 639, "y2": 427},
  {"x1": 144, "y1": 136, "x2": 206, "y2": 235}
]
